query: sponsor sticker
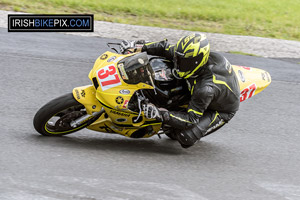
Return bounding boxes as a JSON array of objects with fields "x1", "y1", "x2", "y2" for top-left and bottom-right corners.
[
  {"x1": 138, "y1": 58, "x2": 145, "y2": 65},
  {"x1": 265, "y1": 72, "x2": 271, "y2": 82},
  {"x1": 118, "y1": 63, "x2": 128, "y2": 80},
  {"x1": 119, "y1": 89, "x2": 130, "y2": 95},
  {"x1": 107, "y1": 56, "x2": 117, "y2": 62},
  {"x1": 113, "y1": 56, "x2": 125, "y2": 63},
  {"x1": 123, "y1": 100, "x2": 129, "y2": 108},
  {"x1": 237, "y1": 65, "x2": 251, "y2": 70},
  {"x1": 100, "y1": 54, "x2": 108, "y2": 60},
  {"x1": 238, "y1": 70, "x2": 245, "y2": 82},
  {"x1": 75, "y1": 89, "x2": 80, "y2": 99},
  {"x1": 225, "y1": 59, "x2": 232, "y2": 74},
  {"x1": 261, "y1": 72, "x2": 266, "y2": 81},
  {"x1": 115, "y1": 96, "x2": 124, "y2": 104},
  {"x1": 110, "y1": 110, "x2": 130, "y2": 117},
  {"x1": 81, "y1": 89, "x2": 86, "y2": 97}
]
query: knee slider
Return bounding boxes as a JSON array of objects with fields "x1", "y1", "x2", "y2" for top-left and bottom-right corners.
[{"x1": 177, "y1": 127, "x2": 202, "y2": 147}]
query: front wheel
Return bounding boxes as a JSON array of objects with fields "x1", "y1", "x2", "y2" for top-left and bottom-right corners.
[{"x1": 33, "y1": 93, "x2": 96, "y2": 136}]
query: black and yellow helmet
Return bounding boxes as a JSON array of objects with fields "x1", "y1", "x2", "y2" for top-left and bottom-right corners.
[{"x1": 173, "y1": 33, "x2": 210, "y2": 79}]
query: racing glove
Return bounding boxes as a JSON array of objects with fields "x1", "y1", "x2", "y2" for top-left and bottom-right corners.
[
  {"x1": 120, "y1": 40, "x2": 146, "y2": 54},
  {"x1": 142, "y1": 103, "x2": 166, "y2": 121}
]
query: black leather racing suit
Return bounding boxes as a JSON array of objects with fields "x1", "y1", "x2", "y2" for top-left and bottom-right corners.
[{"x1": 142, "y1": 40, "x2": 240, "y2": 147}]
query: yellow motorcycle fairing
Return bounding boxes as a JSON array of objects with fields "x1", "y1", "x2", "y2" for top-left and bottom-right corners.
[
  {"x1": 72, "y1": 85, "x2": 102, "y2": 114},
  {"x1": 232, "y1": 65, "x2": 271, "y2": 102},
  {"x1": 72, "y1": 51, "x2": 272, "y2": 138},
  {"x1": 73, "y1": 52, "x2": 162, "y2": 138}
]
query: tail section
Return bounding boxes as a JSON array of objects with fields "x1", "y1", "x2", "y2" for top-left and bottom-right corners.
[{"x1": 232, "y1": 65, "x2": 271, "y2": 102}]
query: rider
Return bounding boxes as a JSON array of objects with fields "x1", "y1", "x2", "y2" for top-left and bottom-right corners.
[{"x1": 121, "y1": 33, "x2": 240, "y2": 148}]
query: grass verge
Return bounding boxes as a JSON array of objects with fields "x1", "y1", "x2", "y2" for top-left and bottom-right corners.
[
  {"x1": 228, "y1": 51, "x2": 260, "y2": 57},
  {"x1": 1, "y1": 0, "x2": 300, "y2": 41}
]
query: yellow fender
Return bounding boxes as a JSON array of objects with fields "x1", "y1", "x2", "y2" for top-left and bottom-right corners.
[{"x1": 72, "y1": 85, "x2": 102, "y2": 115}]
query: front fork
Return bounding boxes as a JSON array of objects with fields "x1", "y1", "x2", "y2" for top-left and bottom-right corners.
[
  {"x1": 71, "y1": 85, "x2": 103, "y2": 127},
  {"x1": 70, "y1": 108, "x2": 104, "y2": 128}
]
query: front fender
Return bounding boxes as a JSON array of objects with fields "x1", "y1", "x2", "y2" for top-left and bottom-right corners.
[{"x1": 72, "y1": 85, "x2": 102, "y2": 115}]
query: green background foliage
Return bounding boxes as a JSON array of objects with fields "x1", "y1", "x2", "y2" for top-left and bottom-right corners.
[{"x1": 1, "y1": 0, "x2": 300, "y2": 41}]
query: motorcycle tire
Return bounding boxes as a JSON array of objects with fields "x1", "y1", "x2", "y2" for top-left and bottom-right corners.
[{"x1": 33, "y1": 93, "x2": 95, "y2": 136}]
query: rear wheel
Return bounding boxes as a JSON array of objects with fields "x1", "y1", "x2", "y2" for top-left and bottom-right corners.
[{"x1": 33, "y1": 93, "x2": 96, "y2": 136}]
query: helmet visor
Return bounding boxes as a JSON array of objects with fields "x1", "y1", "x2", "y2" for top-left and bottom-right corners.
[{"x1": 174, "y1": 51, "x2": 203, "y2": 73}]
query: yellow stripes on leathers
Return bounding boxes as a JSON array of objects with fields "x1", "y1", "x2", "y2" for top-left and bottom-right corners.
[
  {"x1": 188, "y1": 109, "x2": 203, "y2": 116},
  {"x1": 170, "y1": 114, "x2": 193, "y2": 124},
  {"x1": 145, "y1": 41, "x2": 158, "y2": 46},
  {"x1": 212, "y1": 75, "x2": 233, "y2": 92},
  {"x1": 209, "y1": 111, "x2": 220, "y2": 126},
  {"x1": 165, "y1": 45, "x2": 174, "y2": 51},
  {"x1": 191, "y1": 80, "x2": 197, "y2": 95},
  {"x1": 145, "y1": 39, "x2": 168, "y2": 47}
]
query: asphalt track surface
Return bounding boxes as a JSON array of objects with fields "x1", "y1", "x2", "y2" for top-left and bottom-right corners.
[{"x1": 1, "y1": 28, "x2": 300, "y2": 200}]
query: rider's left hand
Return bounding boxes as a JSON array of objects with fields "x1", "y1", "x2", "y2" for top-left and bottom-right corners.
[
  {"x1": 120, "y1": 40, "x2": 146, "y2": 54},
  {"x1": 142, "y1": 103, "x2": 164, "y2": 121},
  {"x1": 120, "y1": 40, "x2": 136, "y2": 54}
]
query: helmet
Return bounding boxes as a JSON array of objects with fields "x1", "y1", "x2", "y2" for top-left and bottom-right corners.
[{"x1": 173, "y1": 33, "x2": 210, "y2": 79}]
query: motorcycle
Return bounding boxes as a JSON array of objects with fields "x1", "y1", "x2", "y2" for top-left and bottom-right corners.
[{"x1": 33, "y1": 43, "x2": 271, "y2": 139}]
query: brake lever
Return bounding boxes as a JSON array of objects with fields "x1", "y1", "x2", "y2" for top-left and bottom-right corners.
[
  {"x1": 134, "y1": 91, "x2": 146, "y2": 123},
  {"x1": 107, "y1": 43, "x2": 121, "y2": 54}
]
